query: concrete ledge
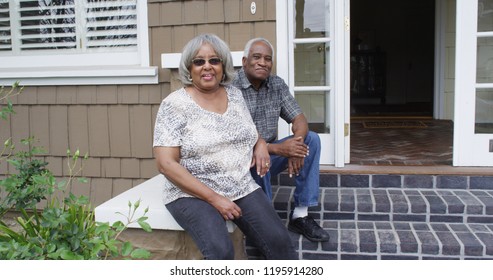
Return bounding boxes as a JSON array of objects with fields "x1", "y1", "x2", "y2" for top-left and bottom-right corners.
[
  {"x1": 94, "y1": 174, "x2": 236, "y2": 232},
  {"x1": 94, "y1": 174, "x2": 245, "y2": 259}
]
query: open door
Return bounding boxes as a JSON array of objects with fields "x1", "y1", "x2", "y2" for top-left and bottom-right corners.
[
  {"x1": 454, "y1": 0, "x2": 493, "y2": 166},
  {"x1": 276, "y1": 0, "x2": 350, "y2": 166}
]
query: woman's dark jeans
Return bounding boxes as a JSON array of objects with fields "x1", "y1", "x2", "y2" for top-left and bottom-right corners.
[{"x1": 166, "y1": 188, "x2": 298, "y2": 260}]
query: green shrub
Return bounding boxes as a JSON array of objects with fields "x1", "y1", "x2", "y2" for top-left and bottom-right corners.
[{"x1": 0, "y1": 83, "x2": 151, "y2": 260}]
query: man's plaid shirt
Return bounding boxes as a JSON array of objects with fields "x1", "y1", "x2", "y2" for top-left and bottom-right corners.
[{"x1": 232, "y1": 68, "x2": 302, "y2": 143}]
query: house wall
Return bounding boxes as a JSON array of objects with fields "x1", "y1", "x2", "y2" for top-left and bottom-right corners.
[{"x1": 0, "y1": 0, "x2": 277, "y2": 208}]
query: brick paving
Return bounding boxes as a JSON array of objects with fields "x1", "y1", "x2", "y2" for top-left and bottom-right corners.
[
  {"x1": 350, "y1": 119, "x2": 453, "y2": 165},
  {"x1": 247, "y1": 172, "x2": 493, "y2": 260}
]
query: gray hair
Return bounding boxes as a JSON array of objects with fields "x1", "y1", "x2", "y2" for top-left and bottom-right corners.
[
  {"x1": 178, "y1": 33, "x2": 235, "y2": 86},
  {"x1": 243, "y1": 37, "x2": 275, "y2": 60}
]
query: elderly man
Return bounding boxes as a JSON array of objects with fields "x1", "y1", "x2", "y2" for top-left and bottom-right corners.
[{"x1": 232, "y1": 38, "x2": 330, "y2": 242}]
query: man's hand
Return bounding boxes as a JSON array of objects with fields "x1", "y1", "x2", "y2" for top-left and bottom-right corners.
[
  {"x1": 277, "y1": 136, "x2": 309, "y2": 158},
  {"x1": 272, "y1": 136, "x2": 309, "y2": 177}
]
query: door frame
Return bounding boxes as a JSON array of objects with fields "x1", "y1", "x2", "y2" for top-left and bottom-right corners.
[
  {"x1": 454, "y1": 0, "x2": 493, "y2": 166},
  {"x1": 276, "y1": 0, "x2": 349, "y2": 167}
]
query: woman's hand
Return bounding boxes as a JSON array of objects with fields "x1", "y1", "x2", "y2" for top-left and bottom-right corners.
[
  {"x1": 252, "y1": 137, "x2": 270, "y2": 177},
  {"x1": 209, "y1": 194, "x2": 242, "y2": 220}
]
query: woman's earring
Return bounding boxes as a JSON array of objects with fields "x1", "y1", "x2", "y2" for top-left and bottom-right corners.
[
  {"x1": 221, "y1": 74, "x2": 226, "y2": 82},
  {"x1": 187, "y1": 75, "x2": 193, "y2": 82}
]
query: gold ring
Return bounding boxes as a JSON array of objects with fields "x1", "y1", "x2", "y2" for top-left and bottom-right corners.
[{"x1": 265, "y1": 162, "x2": 270, "y2": 167}]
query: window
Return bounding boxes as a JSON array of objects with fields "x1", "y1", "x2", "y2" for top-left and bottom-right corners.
[{"x1": 0, "y1": 0, "x2": 157, "y2": 85}]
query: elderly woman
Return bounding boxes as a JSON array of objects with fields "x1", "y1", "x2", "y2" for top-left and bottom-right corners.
[{"x1": 153, "y1": 33, "x2": 298, "y2": 260}]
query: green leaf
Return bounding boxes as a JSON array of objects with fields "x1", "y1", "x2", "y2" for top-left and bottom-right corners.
[
  {"x1": 138, "y1": 221, "x2": 152, "y2": 233},
  {"x1": 95, "y1": 223, "x2": 110, "y2": 234},
  {"x1": 121, "y1": 241, "x2": 132, "y2": 256},
  {"x1": 130, "y1": 248, "x2": 151, "y2": 259}
]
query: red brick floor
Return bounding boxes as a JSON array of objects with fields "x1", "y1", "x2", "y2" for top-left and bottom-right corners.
[{"x1": 350, "y1": 118, "x2": 453, "y2": 166}]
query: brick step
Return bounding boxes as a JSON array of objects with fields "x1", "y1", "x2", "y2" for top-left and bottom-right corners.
[
  {"x1": 273, "y1": 186, "x2": 493, "y2": 224},
  {"x1": 275, "y1": 172, "x2": 493, "y2": 190},
  {"x1": 279, "y1": 220, "x2": 493, "y2": 260},
  {"x1": 246, "y1": 184, "x2": 493, "y2": 260}
]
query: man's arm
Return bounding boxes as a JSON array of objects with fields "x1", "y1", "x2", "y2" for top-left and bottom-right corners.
[{"x1": 291, "y1": 113, "x2": 309, "y2": 140}]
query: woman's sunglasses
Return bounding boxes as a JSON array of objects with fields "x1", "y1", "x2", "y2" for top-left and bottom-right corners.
[{"x1": 191, "y1": 58, "x2": 223, "y2": 66}]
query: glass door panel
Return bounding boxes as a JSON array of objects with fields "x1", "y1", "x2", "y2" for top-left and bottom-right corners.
[
  {"x1": 295, "y1": 91, "x2": 330, "y2": 133},
  {"x1": 476, "y1": 2, "x2": 493, "y2": 135},
  {"x1": 294, "y1": 0, "x2": 330, "y2": 38},
  {"x1": 294, "y1": 42, "x2": 329, "y2": 87}
]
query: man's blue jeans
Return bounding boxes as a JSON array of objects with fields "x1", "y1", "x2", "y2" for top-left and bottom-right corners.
[
  {"x1": 166, "y1": 188, "x2": 298, "y2": 260},
  {"x1": 251, "y1": 131, "x2": 321, "y2": 208}
]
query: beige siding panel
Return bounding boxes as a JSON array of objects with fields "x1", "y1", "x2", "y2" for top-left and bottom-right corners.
[
  {"x1": 138, "y1": 84, "x2": 162, "y2": 104},
  {"x1": 161, "y1": 1, "x2": 183, "y2": 26},
  {"x1": 184, "y1": 0, "x2": 206, "y2": 24},
  {"x1": 118, "y1": 85, "x2": 139, "y2": 104},
  {"x1": 207, "y1": 0, "x2": 225, "y2": 23},
  {"x1": 266, "y1": 0, "x2": 276, "y2": 20},
  {"x1": 77, "y1": 86, "x2": 98, "y2": 104},
  {"x1": 140, "y1": 158, "x2": 158, "y2": 179},
  {"x1": 90, "y1": 178, "x2": 113, "y2": 207},
  {"x1": 88, "y1": 105, "x2": 110, "y2": 157},
  {"x1": 121, "y1": 158, "x2": 140, "y2": 178},
  {"x1": 37, "y1": 86, "x2": 57, "y2": 105},
  {"x1": 130, "y1": 105, "x2": 153, "y2": 158},
  {"x1": 108, "y1": 105, "x2": 131, "y2": 157},
  {"x1": 11, "y1": 106, "x2": 30, "y2": 153},
  {"x1": 160, "y1": 83, "x2": 171, "y2": 100},
  {"x1": 56, "y1": 86, "x2": 77, "y2": 104},
  {"x1": 132, "y1": 178, "x2": 146, "y2": 188},
  {"x1": 17, "y1": 86, "x2": 37, "y2": 104},
  {"x1": 197, "y1": 24, "x2": 226, "y2": 39},
  {"x1": 30, "y1": 106, "x2": 50, "y2": 155},
  {"x1": 45, "y1": 156, "x2": 63, "y2": 177},
  {"x1": 254, "y1": 21, "x2": 276, "y2": 47},
  {"x1": 242, "y1": 0, "x2": 264, "y2": 21},
  {"x1": 112, "y1": 178, "x2": 134, "y2": 197},
  {"x1": 172, "y1": 26, "x2": 195, "y2": 52},
  {"x1": 224, "y1": 0, "x2": 241, "y2": 23},
  {"x1": 81, "y1": 157, "x2": 101, "y2": 177},
  {"x1": 70, "y1": 178, "x2": 91, "y2": 200},
  {"x1": 0, "y1": 158, "x2": 7, "y2": 174},
  {"x1": 151, "y1": 27, "x2": 172, "y2": 83},
  {"x1": 68, "y1": 105, "x2": 90, "y2": 155},
  {"x1": 148, "y1": 2, "x2": 161, "y2": 27},
  {"x1": 96, "y1": 85, "x2": 118, "y2": 104},
  {"x1": 50, "y1": 105, "x2": 69, "y2": 156},
  {"x1": 228, "y1": 23, "x2": 254, "y2": 51},
  {"x1": 102, "y1": 158, "x2": 121, "y2": 178},
  {"x1": 0, "y1": 109, "x2": 11, "y2": 155},
  {"x1": 151, "y1": 104, "x2": 160, "y2": 132}
]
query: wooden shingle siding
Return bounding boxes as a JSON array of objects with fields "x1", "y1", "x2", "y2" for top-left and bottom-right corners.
[{"x1": 0, "y1": 0, "x2": 277, "y2": 207}]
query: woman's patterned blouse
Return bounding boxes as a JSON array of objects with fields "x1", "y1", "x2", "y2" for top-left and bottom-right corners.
[{"x1": 153, "y1": 85, "x2": 260, "y2": 204}]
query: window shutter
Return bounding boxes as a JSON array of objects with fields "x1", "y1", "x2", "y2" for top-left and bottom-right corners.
[
  {"x1": 0, "y1": 1, "x2": 12, "y2": 52},
  {"x1": 85, "y1": 0, "x2": 138, "y2": 50},
  {"x1": 18, "y1": 0, "x2": 77, "y2": 51}
]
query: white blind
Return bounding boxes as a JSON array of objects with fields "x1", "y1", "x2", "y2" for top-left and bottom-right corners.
[
  {"x1": 0, "y1": 0, "x2": 138, "y2": 53},
  {"x1": 86, "y1": 0, "x2": 138, "y2": 49},
  {"x1": 0, "y1": 1, "x2": 11, "y2": 51}
]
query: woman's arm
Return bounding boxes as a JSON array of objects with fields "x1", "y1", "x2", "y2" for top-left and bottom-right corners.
[
  {"x1": 154, "y1": 146, "x2": 242, "y2": 220},
  {"x1": 251, "y1": 135, "x2": 270, "y2": 177}
]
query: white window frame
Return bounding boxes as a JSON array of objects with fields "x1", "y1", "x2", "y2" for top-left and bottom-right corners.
[{"x1": 0, "y1": 0, "x2": 157, "y2": 86}]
